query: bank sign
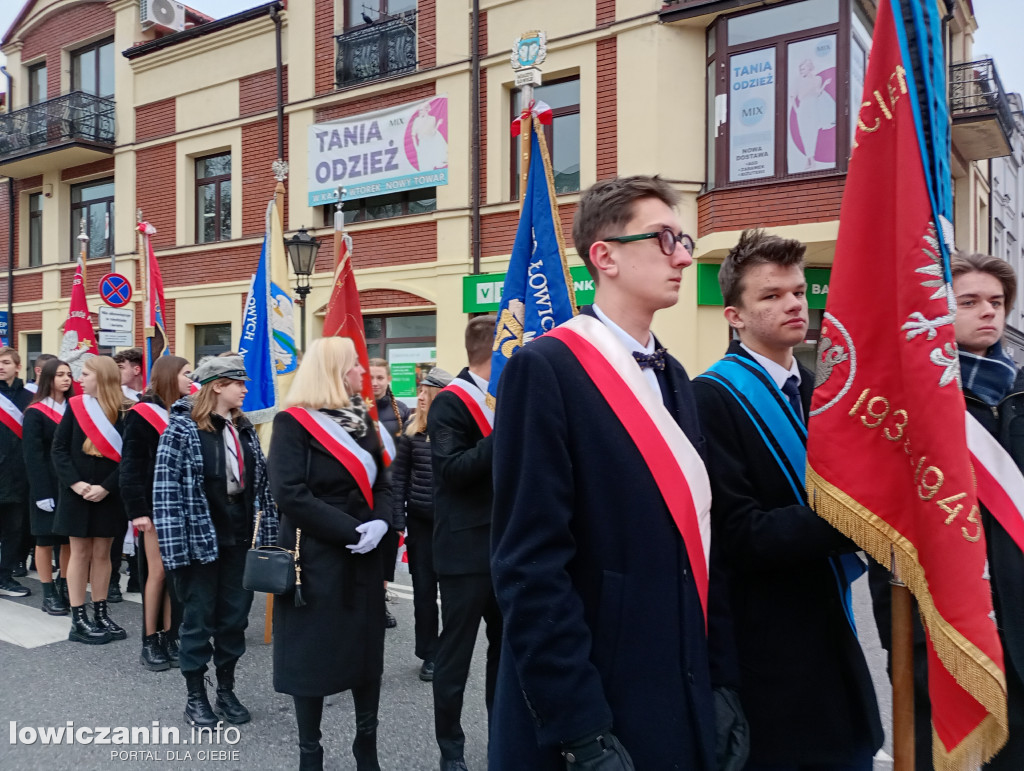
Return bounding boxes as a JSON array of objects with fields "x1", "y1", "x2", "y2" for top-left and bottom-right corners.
[
  {"x1": 464, "y1": 266, "x2": 596, "y2": 313},
  {"x1": 308, "y1": 96, "x2": 450, "y2": 206},
  {"x1": 696, "y1": 264, "x2": 830, "y2": 308}
]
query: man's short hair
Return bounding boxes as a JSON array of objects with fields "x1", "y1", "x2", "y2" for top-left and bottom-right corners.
[
  {"x1": 0, "y1": 346, "x2": 20, "y2": 366},
  {"x1": 572, "y1": 176, "x2": 680, "y2": 281},
  {"x1": 466, "y1": 315, "x2": 496, "y2": 366},
  {"x1": 368, "y1": 358, "x2": 389, "y2": 370},
  {"x1": 34, "y1": 353, "x2": 56, "y2": 370},
  {"x1": 951, "y1": 251, "x2": 1018, "y2": 313},
  {"x1": 719, "y1": 229, "x2": 806, "y2": 308},
  {"x1": 113, "y1": 348, "x2": 143, "y2": 367}
]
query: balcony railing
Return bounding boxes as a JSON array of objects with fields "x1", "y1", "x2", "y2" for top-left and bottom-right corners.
[
  {"x1": 0, "y1": 91, "x2": 115, "y2": 162},
  {"x1": 335, "y1": 11, "x2": 417, "y2": 88},
  {"x1": 949, "y1": 58, "x2": 1014, "y2": 160}
]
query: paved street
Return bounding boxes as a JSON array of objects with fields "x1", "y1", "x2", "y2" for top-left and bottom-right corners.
[{"x1": 1, "y1": 563, "x2": 894, "y2": 770}]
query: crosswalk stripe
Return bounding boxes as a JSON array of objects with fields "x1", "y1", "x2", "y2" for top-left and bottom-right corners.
[{"x1": 0, "y1": 600, "x2": 70, "y2": 648}]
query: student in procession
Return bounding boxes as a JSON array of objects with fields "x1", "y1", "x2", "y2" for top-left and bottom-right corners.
[
  {"x1": 152, "y1": 355, "x2": 277, "y2": 729},
  {"x1": 490, "y1": 176, "x2": 746, "y2": 770},
  {"x1": 22, "y1": 358, "x2": 74, "y2": 615},
  {"x1": 693, "y1": 229, "x2": 882, "y2": 770},
  {"x1": 391, "y1": 366, "x2": 452, "y2": 683},
  {"x1": 24, "y1": 352, "x2": 56, "y2": 394},
  {"x1": 109, "y1": 347, "x2": 145, "y2": 600},
  {"x1": 428, "y1": 315, "x2": 503, "y2": 771},
  {"x1": 268, "y1": 337, "x2": 393, "y2": 771},
  {"x1": 0, "y1": 346, "x2": 34, "y2": 598},
  {"x1": 370, "y1": 357, "x2": 410, "y2": 629},
  {"x1": 51, "y1": 356, "x2": 132, "y2": 645},
  {"x1": 121, "y1": 355, "x2": 192, "y2": 672}
]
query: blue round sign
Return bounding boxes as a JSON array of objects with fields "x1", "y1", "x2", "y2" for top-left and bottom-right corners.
[{"x1": 99, "y1": 273, "x2": 133, "y2": 308}]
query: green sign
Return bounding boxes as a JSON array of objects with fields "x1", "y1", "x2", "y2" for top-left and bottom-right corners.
[
  {"x1": 388, "y1": 347, "x2": 437, "y2": 400},
  {"x1": 696, "y1": 264, "x2": 831, "y2": 309},
  {"x1": 463, "y1": 266, "x2": 595, "y2": 313}
]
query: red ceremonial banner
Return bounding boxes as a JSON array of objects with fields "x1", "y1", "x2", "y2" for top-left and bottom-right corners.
[{"x1": 805, "y1": 0, "x2": 1007, "y2": 767}]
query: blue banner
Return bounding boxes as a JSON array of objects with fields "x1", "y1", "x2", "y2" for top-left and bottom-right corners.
[
  {"x1": 0, "y1": 310, "x2": 7, "y2": 347},
  {"x1": 488, "y1": 126, "x2": 576, "y2": 399},
  {"x1": 238, "y1": 232, "x2": 277, "y2": 423}
]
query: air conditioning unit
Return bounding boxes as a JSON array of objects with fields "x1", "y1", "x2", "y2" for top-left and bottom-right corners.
[{"x1": 140, "y1": 0, "x2": 186, "y2": 33}]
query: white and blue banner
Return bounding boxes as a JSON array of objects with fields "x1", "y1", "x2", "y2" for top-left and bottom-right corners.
[{"x1": 238, "y1": 204, "x2": 278, "y2": 424}]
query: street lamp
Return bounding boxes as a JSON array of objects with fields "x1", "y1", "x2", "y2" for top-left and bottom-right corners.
[{"x1": 285, "y1": 226, "x2": 321, "y2": 351}]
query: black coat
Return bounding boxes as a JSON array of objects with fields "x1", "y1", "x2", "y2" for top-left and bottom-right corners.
[
  {"x1": 427, "y1": 368, "x2": 493, "y2": 576},
  {"x1": 693, "y1": 342, "x2": 883, "y2": 765},
  {"x1": 51, "y1": 401, "x2": 126, "y2": 539},
  {"x1": 120, "y1": 396, "x2": 165, "y2": 522},
  {"x1": 376, "y1": 389, "x2": 411, "y2": 441},
  {"x1": 391, "y1": 431, "x2": 434, "y2": 526},
  {"x1": 268, "y1": 408, "x2": 393, "y2": 697},
  {"x1": 490, "y1": 330, "x2": 725, "y2": 770},
  {"x1": 22, "y1": 402, "x2": 62, "y2": 536},
  {"x1": 0, "y1": 378, "x2": 32, "y2": 504}
]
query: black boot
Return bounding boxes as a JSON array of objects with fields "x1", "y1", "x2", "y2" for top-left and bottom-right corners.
[
  {"x1": 141, "y1": 633, "x2": 170, "y2": 671},
  {"x1": 69, "y1": 605, "x2": 111, "y2": 644},
  {"x1": 295, "y1": 696, "x2": 324, "y2": 771},
  {"x1": 300, "y1": 746, "x2": 324, "y2": 770},
  {"x1": 352, "y1": 679, "x2": 382, "y2": 771},
  {"x1": 93, "y1": 600, "x2": 127, "y2": 640},
  {"x1": 107, "y1": 575, "x2": 123, "y2": 603},
  {"x1": 160, "y1": 630, "x2": 180, "y2": 668},
  {"x1": 56, "y1": 577, "x2": 69, "y2": 609},
  {"x1": 184, "y1": 670, "x2": 218, "y2": 728},
  {"x1": 214, "y1": 663, "x2": 251, "y2": 725},
  {"x1": 41, "y1": 582, "x2": 69, "y2": 616}
]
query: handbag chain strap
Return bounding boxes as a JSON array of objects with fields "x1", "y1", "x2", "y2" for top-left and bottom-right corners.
[{"x1": 252, "y1": 510, "x2": 302, "y2": 585}]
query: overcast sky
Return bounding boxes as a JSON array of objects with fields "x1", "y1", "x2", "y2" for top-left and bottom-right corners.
[{"x1": 0, "y1": 0, "x2": 1021, "y2": 103}]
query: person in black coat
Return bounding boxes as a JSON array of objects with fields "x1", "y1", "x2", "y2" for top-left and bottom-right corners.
[
  {"x1": 22, "y1": 358, "x2": 74, "y2": 615},
  {"x1": 391, "y1": 366, "x2": 452, "y2": 682},
  {"x1": 121, "y1": 355, "x2": 191, "y2": 672},
  {"x1": 269, "y1": 337, "x2": 393, "y2": 771},
  {"x1": 491, "y1": 177, "x2": 746, "y2": 771},
  {"x1": 693, "y1": 229, "x2": 882, "y2": 769},
  {"x1": 427, "y1": 315, "x2": 503, "y2": 771},
  {"x1": 52, "y1": 356, "x2": 133, "y2": 645},
  {"x1": 0, "y1": 346, "x2": 33, "y2": 598}
]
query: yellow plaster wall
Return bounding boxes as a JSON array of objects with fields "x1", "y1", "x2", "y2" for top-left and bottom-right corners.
[{"x1": 176, "y1": 82, "x2": 240, "y2": 134}]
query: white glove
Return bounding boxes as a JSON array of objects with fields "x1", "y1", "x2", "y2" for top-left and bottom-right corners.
[
  {"x1": 346, "y1": 519, "x2": 390, "y2": 554},
  {"x1": 36, "y1": 499, "x2": 55, "y2": 512}
]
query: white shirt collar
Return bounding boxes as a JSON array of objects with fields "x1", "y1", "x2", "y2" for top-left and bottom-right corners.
[
  {"x1": 592, "y1": 304, "x2": 656, "y2": 355},
  {"x1": 467, "y1": 370, "x2": 489, "y2": 393},
  {"x1": 740, "y1": 343, "x2": 801, "y2": 391}
]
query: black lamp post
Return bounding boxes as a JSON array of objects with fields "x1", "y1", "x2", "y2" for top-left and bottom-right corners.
[{"x1": 285, "y1": 226, "x2": 321, "y2": 351}]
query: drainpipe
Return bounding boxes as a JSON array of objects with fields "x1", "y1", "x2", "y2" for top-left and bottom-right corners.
[
  {"x1": 1, "y1": 66, "x2": 13, "y2": 347},
  {"x1": 269, "y1": 2, "x2": 285, "y2": 161},
  {"x1": 470, "y1": 0, "x2": 481, "y2": 275}
]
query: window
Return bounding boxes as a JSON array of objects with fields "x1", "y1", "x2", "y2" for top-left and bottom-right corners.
[
  {"x1": 195, "y1": 153, "x2": 232, "y2": 243},
  {"x1": 706, "y1": 0, "x2": 868, "y2": 189},
  {"x1": 28, "y1": 193, "x2": 42, "y2": 267},
  {"x1": 28, "y1": 63, "x2": 46, "y2": 104},
  {"x1": 330, "y1": 187, "x2": 437, "y2": 225},
  {"x1": 337, "y1": 0, "x2": 417, "y2": 86},
  {"x1": 72, "y1": 38, "x2": 115, "y2": 98},
  {"x1": 364, "y1": 313, "x2": 435, "y2": 359},
  {"x1": 346, "y1": 0, "x2": 416, "y2": 29},
  {"x1": 511, "y1": 77, "x2": 581, "y2": 198},
  {"x1": 194, "y1": 323, "x2": 233, "y2": 361},
  {"x1": 25, "y1": 334, "x2": 42, "y2": 381},
  {"x1": 70, "y1": 179, "x2": 114, "y2": 261}
]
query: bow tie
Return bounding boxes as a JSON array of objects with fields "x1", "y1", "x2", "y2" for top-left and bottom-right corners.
[{"x1": 632, "y1": 348, "x2": 668, "y2": 371}]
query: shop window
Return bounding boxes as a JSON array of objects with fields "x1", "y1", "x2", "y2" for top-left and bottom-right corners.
[
  {"x1": 511, "y1": 76, "x2": 581, "y2": 199},
  {"x1": 330, "y1": 187, "x2": 437, "y2": 225},
  {"x1": 28, "y1": 193, "x2": 42, "y2": 267},
  {"x1": 195, "y1": 153, "x2": 232, "y2": 243},
  {"x1": 70, "y1": 178, "x2": 114, "y2": 261},
  {"x1": 364, "y1": 313, "x2": 435, "y2": 360},
  {"x1": 194, "y1": 323, "x2": 233, "y2": 362}
]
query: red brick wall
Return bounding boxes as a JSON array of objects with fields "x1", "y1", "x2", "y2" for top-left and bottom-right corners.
[
  {"x1": 241, "y1": 118, "x2": 288, "y2": 238},
  {"x1": 596, "y1": 38, "x2": 617, "y2": 181},
  {"x1": 477, "y1": 10, "x2": 487, "y2": 57},
  {"x1": 314, "y1": 0, "x2": 335, "y2": 95},
  {"x1": 135, "y1": 99, "x2": 176, "y2": 143},
  {"x1": 61, "y1": 158, "x2": 115, "y2": 181},
  {"x1": 239, "y1": 66, "x2": 288, "y2": 118},
  {"x1": 315, "y1": 221, "x2": 437, "y2": 272},
  {"x1": 596, "y1": 0, "x2": 616, "y2": 25},
  {"x1": 315, "y1": 82, "x2": 436, "y2": 123},
  {"x1": 12, "y1": 176, "x2": 42, "y2": 269},
  {"x1": 157, "y1": 243, "x2": 261, "y2": 288},
  {"x1": 419, "y1": 0, "x2": 436, "y2": 69},
  {"x1": 0, "y1": 184, "x2": 10, "y2": 278},
  {"x1": 136, "y1": 143, "x2": 177, "y2": 249},
  {"x1": 12, "y1": 311, "x2": 42, "y2": 342},
  {"x1": 697, "y1": 176, "x2": 846, "y2": 236},
  {"x1": 13, "y1": 273, "x2": 42, "y2": 303},
  {"x1": 19, "y1": 2, "x2": 116, "y2": 98},
  {"x1": 481, "y1": 203, "x2": 577, "y2": 258},
  {"x1": 360, "y1": 289, "x2": 433, "y2": 310}
]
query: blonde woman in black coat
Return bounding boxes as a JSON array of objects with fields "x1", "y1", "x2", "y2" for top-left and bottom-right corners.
[{"x1": 268, "y1": 336, "x2": 392, "y2": 771}]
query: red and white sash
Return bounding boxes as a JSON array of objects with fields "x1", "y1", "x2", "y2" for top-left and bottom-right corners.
[
  {"x1": 122, "y1": 385, "x2": 141, "y2": 403},
  {"x1": 132, "y1": 402, "x2": 169, "y2": 435},
  {"x1": 966, "y1": 412, "x2": 1024, "y2": 555},
  {"x1": 24, "y1": 382, "x2": 38, "y2": 394},
  {"x1": 548, "y1": 314, "x2": 713, "y2": 626},
  {"x1": 28, "y1": 398, "x2": 66, "y2": 425},
  {"x1": 285, "y1": 407, "x2": 378, "y2": 508},
  {"x1": 377, "y1": 422, "x2": 396, "y2": 466},
  {"x1": 0, "y1": 392, "x2": 24, "y2": 438},
  {"x1": 443, "y1": 377, "x2": 494, "y2": 437},
  {"x1": 69, "y1": 394, "x2": 122, "y2": 462}
]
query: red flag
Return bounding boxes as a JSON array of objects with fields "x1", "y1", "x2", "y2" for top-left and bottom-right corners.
[
  {"x1": 806, "y1": 0, "x2": 1007, "y2": 767},
  {"x1": 59, "y1": 255, "x2": 99, "y2": 377}
]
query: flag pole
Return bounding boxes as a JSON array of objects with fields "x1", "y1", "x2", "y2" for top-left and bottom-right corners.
[
  {"x1": 334, "y1": 185, "x2": 346, "y2": 267},
  {"x1": 890, "y1": 549, "x2": 915, "y2": 770},
  {"x1": 519, "y1": 96, "x2": 532, "y2": 210},
  {"x1": 137, "y1": 210, "x2": 148, "y2": 366}
]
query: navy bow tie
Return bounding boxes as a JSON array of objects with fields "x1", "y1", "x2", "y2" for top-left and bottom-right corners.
[{"x1": 633, "y1": 348, "x2": 668, "y2": 371}]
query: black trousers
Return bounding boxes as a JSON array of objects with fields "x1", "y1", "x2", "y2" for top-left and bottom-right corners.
[
  {"x1": 170, "y1": 543, "x2": 253, "y2": 674},
  {"x1": 380, "y1": 528, "x2": 399, "y2": 583},
  {"x1": 109, "y1": 517, "x2": 128, "y2": 583},
  {"x1": 406, "y1": 516, "x2": 439, "y2": 661},
  {"x1": 293, "y1": 677, "x2": 381, "y2": 750},
  {"x1": 433, "y1": 573, "x2": 502, "y2": 761},
  {"x1": 0, "y1": 501, "x2": 28, "y2": 576}
]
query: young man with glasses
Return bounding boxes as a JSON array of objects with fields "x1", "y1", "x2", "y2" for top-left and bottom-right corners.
[
  {"x1": 693, "y1": 229, "x2": 882, "y2": 770},
  {"x1": 490, "y1": 176, "x2": 746, "y2": 770}
]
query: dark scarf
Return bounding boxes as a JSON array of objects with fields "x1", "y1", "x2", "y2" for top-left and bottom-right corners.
[
  {"x1": 324, "y1": 394, "x2": 368, "y2": 438},
  {"x1": 960, "y1": 340, "x2": 1018, "y2": 406}
]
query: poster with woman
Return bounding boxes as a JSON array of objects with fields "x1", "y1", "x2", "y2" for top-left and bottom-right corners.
[{"x1": 787, "y1": 35, "x2": 837, "y2": 173}]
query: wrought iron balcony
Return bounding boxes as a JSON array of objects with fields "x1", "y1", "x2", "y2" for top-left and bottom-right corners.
[
  {"x1": 949, "y1": 58, "x2": 1014, "y2": 161},
  {"x1": 335, "y1": 11, "x2": 417, "y2": 88},
  {"x1": 0, "y1": 91, "x2": 115, "y2": 177}
]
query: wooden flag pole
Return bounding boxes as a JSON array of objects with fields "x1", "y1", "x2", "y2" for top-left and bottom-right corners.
[
  {"x1": 518, "y1": 92, "x2": 532, "y2": 210},
  {"x1": 891, "y1": 549, "x2": 916, "y2": 770},
  {"x1": 136, "y1": 209, "x2": 148, "y2": 354}
]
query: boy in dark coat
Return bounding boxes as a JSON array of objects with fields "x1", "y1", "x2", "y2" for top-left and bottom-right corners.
[
  {"x1": 693, "y1": 229, "x2": 882, "y2": 769},
  {"x1": 0, "y1": 346, "x2": 33, "y2": 597}
]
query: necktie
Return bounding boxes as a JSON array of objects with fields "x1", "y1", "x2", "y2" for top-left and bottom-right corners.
[
  {"x1": 632, "y1": 348, "x2": 668, "y2": 371},
  {"x1": 781, "y1": 375, "x2": 804, "y2": 423},
  {"x1": 225, "y1": 423, "x2": 246, "y2": 490}
]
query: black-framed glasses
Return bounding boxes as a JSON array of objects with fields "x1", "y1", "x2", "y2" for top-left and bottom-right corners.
[{"x1": 604, "y1": 227, "x2": 694, "y2": 257}]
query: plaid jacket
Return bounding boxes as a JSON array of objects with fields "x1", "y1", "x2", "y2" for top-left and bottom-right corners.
[{"x1": 153, "y1": 397, "x2": 278, "y2": 571}]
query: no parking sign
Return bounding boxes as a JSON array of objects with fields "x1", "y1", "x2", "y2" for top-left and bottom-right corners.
[{"x1": 99, "y1": 273, "x2": 133, "y2": 308}]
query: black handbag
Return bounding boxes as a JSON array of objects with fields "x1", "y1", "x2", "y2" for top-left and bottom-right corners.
[{"x1": 242, "y1": 510, "x2": 305, "y2": 605}]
